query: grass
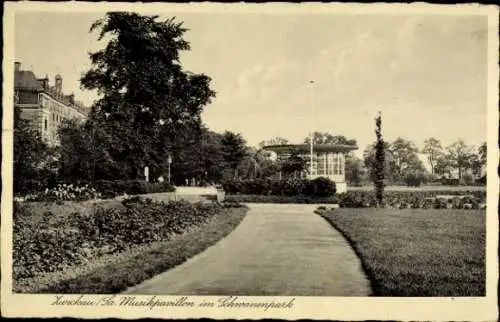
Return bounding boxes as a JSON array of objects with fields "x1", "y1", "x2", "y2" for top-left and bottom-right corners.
[
  {"x1": 25, "y1": 207, "x2": 248, "y2": 294},
  {"x1": 348, "y1": 185, "x2": 486, "y2": 192},
  {"x1": 318, "y1": 208, "x2": 485, "y2": 296}
]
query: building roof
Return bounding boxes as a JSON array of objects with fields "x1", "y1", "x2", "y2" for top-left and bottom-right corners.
[
  {"x1": 262, "y1": 144, "x2": 358, "y2": 154},
  {"x1": 14, "y1": 70, "x2": 43, "y2": 91},
  {"x1": 14, "y1": 66, "x2": 89, "y2": 116}
]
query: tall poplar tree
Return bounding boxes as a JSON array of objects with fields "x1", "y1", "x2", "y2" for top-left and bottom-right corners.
[{"x1": 374, "y1": 112, "x2": 385, "y2": 206}]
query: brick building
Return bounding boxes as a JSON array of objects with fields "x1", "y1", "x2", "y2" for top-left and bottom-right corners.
[{"x1": 14, "y1": 61, "x2": 89, "y2": 146}]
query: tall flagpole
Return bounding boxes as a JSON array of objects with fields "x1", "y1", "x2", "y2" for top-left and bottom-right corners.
[{"x1": 309, "y1": 80, "x2": 315, "y2": 177}]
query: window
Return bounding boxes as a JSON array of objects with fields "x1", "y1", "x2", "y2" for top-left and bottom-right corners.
[{"x1": 44, "y1": 119, "x2": 47, "y2": 132}]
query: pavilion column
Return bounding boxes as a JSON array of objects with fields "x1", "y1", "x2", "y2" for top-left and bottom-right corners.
[
  {"x1": 336, "y1": 153, "x2": 340, "y2": 175},
  {"x1": 323, "y1": 153, "x2": 327, "y2": 176},
  {"x1": 340, "y1": 153, "x2": 345, "y2": 179}
]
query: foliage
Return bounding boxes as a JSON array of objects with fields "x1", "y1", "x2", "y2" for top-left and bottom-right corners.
[
  {"x1": 303, "y1": 177, "x2": 337, "y2": 197},
  {"x1": 422, "y1": 137, "x2": 443, "y2": 176},
  {"x1": 93, "y1": 180, "x2": 176, "y2": 198},
  {"x1": 403, "y1": 170, "x2": 425, "y2": 187},
  {"x1": 27, "y1": 184, "x2": 101, "y2": 202},
  {"x1": 344, "y1": 153, "x2": 365, "y2": 186},
  {"x1": 221, "y1": 178, "x2": 336, "y2": 197},
  {"x1": 13, "y1": 106, "x2": 58, "y2": 195},
  {"x1": 21, "y1": 207, "x2": 247, "y2": 294},
  {"x1": 226, "y1": 190, "x2": 485, "y2": 209},
  {"x1": 220, "y1": 131, "x2": 248, "y2": 180},
  {"x1": 303, "y1": 132, "x2": 357, "y2": 146},
  {"x1": 225, "y1": 194, "x2": 339, "y2": 204},
  {"x1": 60, "y1": 12, "x2": 216, "y2": 182},
  {"x1": 444, "y1": 139, "x2": 474, "y2": 182},
  {"x1": 280, "y1": 151, "x2": 308, "y2": 178},
  {"x1": 388, "y1": 137, "x2": 425, "y2": 183},
  {"x1": 335, "y1": 190, "x2": 485, "y2": 209},
  {"x1": 258, "y1": 137, "x2": 290, "y2": 147},
  {"x1": 13, "y1": 198, "x2": 223, "y2": 279},
  {"x1": 373, "y1": 113, "x2": 385, "y2": 206}
]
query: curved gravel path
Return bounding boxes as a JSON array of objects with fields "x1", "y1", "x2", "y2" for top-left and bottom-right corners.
[{"x1": 124, "y1": 203, "x2": 371, "y2": 296}]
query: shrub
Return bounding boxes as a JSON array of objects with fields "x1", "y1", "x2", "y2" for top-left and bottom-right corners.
[
  {"x1": 13, "y1": 198, "x2": 223, "y2": 279},
  {"x1": 225, "y1": 190, "x2": 486, "y2": 210},
  {"x1": 221, "y1": 178, "x2": 336, "y2": 197},
  {"x1": 404, "y1": 171, "x2": 424, "y2": 187},
  {"x1": 94, "y1": 180, "x2": 176, "y2": 198},
  {"x1": 303, "y1": 177, "x2": 336, "y2": 197}
]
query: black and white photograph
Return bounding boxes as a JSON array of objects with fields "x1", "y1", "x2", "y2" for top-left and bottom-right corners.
[{"x1": 2, "y1": 2, "x2": 498, "y2": 321}]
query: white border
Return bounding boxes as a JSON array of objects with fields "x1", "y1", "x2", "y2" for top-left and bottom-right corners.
[{"x1": 2, "y1": 2, "x2": 499, "y2": 320}]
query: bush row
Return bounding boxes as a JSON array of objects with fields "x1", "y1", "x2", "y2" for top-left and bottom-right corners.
[
  {"x1": 93, "y1": 180, "x2": 176, "y2": 199},
  {"x1": 24, "y1": 180, "x2": 176, "y2": 202},
  {"x1": 226, "y1": 190, "x2": 486, "y2": 209},
  {"x1": 13, "y1": 198, "x2": 221, "y2": 279},
  {"x1": 222, "y1": 178, "x2": 336, "y2": 197},
  {"x1": 335, "y1": 190, "x2": 486, "y2": 209}
]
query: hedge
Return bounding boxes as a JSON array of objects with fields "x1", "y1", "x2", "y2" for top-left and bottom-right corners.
[
  {"x1": 93, "y1": 180, "x2": 176, "y2": 199},
  {"x1": 226, "y1": 190, "x2": 486, "y2": 209},
  {"x1": 222, "y1": 178, "x2": 336, "y2": 197}
]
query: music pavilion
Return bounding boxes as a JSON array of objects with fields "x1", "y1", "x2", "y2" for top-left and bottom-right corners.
[{"x1": 262, "y1": 143, "x2": 358, "y2": 193}]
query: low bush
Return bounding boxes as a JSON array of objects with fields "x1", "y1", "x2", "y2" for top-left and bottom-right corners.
[
  {"x1": 336, "y1": 190, "x2": 485, "y2": 209},
  {"x1": 94, "y1": 180, "x2": 176, "y2": 199},
  {"x1": 222, "y1": 178, "x2": 336, "y2": 197},
  {"x1": 13, "y1": 198, "x2": 221, "y2": 279}
]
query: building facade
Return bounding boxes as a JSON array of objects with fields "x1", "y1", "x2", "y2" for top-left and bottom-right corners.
[
  {"x1": 262, "y1": 143, "x2": 358, "y2": 193},
  {"x1": 14, "y1": 62, "x2": 89, "y2": 146}
]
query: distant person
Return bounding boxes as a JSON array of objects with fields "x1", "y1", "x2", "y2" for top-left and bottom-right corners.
[
  {"x1": 185, "y1": 178, "x2": 189, "y2": 186},
  {"x1": 158, "y1": 176, "x2": 164, "y2": 183}
]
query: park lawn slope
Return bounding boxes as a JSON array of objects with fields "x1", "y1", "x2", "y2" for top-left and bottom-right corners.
[{"x1": 318, "y1": 208, "x2": 485, "y2": 296}]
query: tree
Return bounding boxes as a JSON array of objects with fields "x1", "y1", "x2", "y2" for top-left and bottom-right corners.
[
  {"x1": 345, "y1": 153, "x2": 365, "y2": 186},
  {"x1": 445, "y1": 139, "x2": 473, "y2": 182},
  {"x1": 280, "y1": 151, "x2": 308, "y2": 179},
  {"x1": 304, "y1": 132, "x2": 357, "y2": 146},
  {"x1": 422, "y1": 137, "x2": 443, "y2": 176},
  {"x1": 79, "y1": 12, "x2": 215, "y2": 180},
  {"x1": 220, "y1": 131, "x2": 248, "y2": 180},
  {"x1": 13, "y1": 106, "x2": 57, "y2": 194},
  {"x1": 469, "y1": 142, "x2": 487, "y2": 181},
  {"x1": 374, "y1": 112, "x2": 385, "y2": 206},
  {"x1": 258, "y1": 137, "x2": 289, "y2": 147},
  {"x1": 389, "y1": 137, "x2": 425, "y2": 183}
]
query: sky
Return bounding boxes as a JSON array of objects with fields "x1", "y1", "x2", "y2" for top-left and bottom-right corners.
[{"x1": 14, "y1": 11, "x2": 488, "y2": 156}]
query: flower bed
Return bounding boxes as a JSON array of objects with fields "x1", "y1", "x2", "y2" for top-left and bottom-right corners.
[{"x1": 13, "y1": 197, "x2": 223, "y2": 280}]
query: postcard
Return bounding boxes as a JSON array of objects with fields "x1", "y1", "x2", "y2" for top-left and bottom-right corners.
[{"x1": 2, "y1": 2, "x2": 498, "y2": 320}]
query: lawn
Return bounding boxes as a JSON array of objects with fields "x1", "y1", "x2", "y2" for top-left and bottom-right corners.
[
  {"x1": 318, "y1": 208, "x2": 485, "y2": 296},
  {"x1": 348, "y1": 185, "x2": 486, "y2": 192}
]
